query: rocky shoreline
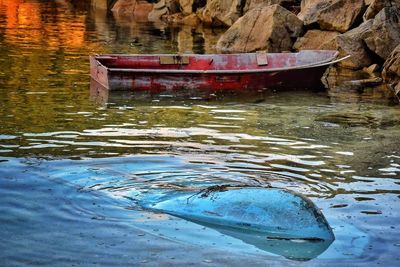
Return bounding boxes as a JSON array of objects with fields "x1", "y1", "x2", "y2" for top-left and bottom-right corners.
[{"x1": 94, "y1": 0, "x2": 400, "y2": 103}]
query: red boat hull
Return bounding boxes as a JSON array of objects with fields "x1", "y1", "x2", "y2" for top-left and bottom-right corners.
[
  {"x1": 103, "y1": 68, "x2": 328, "y2": 92},
  {"x1": 90, "y1": 51, "x2": 345, "y2": 93}
]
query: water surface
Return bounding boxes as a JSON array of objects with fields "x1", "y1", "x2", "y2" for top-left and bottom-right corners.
[{"x1": 0, "y1": 1, "x2": 400, "y2": 266}]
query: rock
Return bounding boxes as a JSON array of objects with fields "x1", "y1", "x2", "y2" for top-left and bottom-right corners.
[
  {"x1": 162, "y1": 0, "x2": 180, "y2": 13},
  {"x1": 149, "y1": 0, "x2": 180, "y2": 21},
  {"x1": 363, "y1": 64, "x2": 380, "y2": 74},
  {"x1": 336, "y1": 20, "x2": 374, "y2": 68},
  {"x1": 171, "y1": 0, "x2": 182, "y2": 12},
  {"x1": 111, "y1": 0, "x2": 137, "y2": 16},
  {"x1": 323, "y1": 66, "x2": 395, "y2": 103},
  {"x1": 323, "y1": 65, "x2": 370, "y2": 89},
  {"x1": 112, "y1": 0, "x2": 153, "y2": 20},
  {"x1": 132, "y1": 1, "x2": 154, "y2": 20},
  {"x1": 216, "y1": 5, "x2": 303, "y2": 53},
  {"x1": 201, "y1": 0, "x2": 243, "y2": 27},
  {"x1": 179, "y1": 0, "x2": 207, "y2": 14},
  {"x1": 92, "y1": 0, "x2": 108, "y2": 9},
  {"x1": 244, "y1": 0, "x2": 285, "y2": 12},
  {"x1": 179, "y1": 0, "x2": 194, "y2": 14},
  {"x1": 244, "y1": 0, "x2": 301, "y2": 13},
  {"x1": 363, "y1": 0, "x2": 400, "y2": 20},
  {"x1": 383, "y1": 44, "x2": 400, "y2": 100},
  {"x1": 293, "y1": 30, "x2": 340, "y2": 51},
  {"x1": 164, "y1": 12, "x2": 183, "y2": 23},
  {"x1": 164, "y1": 1, "x2": 202, "y2": 26},
  {"x1": 194, "y1": 6, "x2": 205, "y2": 21},
  {"x1": 337, "y1": 7, "x2": 400, "y2": 69},
  {"x1": 298, "y1": 0, "x2": 365, "y2": 33},
  {"x1": 363, "y1": 7, "x2": 400, "y2": 60},
  {"x1": 148, "y1": 4, "x2": 168, "y2": 21},
  {"x1": 181, "y1": 13, "x2": 201, "y2": 26},
  {"x1": 344, "y1": 77, "x2": 383, "y2": 87}
]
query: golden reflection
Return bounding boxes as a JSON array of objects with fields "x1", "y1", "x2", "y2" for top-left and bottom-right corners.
[
  {"x1": 0, "y1": 0, "x2": 103, "y2": 131},
  {"x1": 17, "y1": 2, "x2": 41, "y2": 27},
  {"x1": 0, "y1": 0, "x2": 88, "y2": 49},
  {"x1": 57, "y1": 19, "x2": 86, "y2": 48},
  {"x1": 2, "y1": 0, "x2": 42, "y2": 45},
  {"x1": 2, "y1": 0, "x2": 18, "y2": 28}
]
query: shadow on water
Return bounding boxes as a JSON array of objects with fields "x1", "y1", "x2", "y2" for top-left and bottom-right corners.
[{"x1": 201, "y1": 225, "x2": 334, "y2": 261}]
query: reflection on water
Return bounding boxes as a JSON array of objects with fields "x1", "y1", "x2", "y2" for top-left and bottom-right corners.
[{"x1": 0, "y1": 1, "x2": 400, "y2": 266}]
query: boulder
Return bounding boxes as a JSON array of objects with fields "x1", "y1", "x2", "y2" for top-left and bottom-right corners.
[
  {"x1": 92, "y1": 0, "x2": 109, "y2": 9},
  {"x1": 244, "y1": 0, "x2": 301, "y2": 13},
  {"x1": 298, "y1": 0, "x2": 365, "y2": 33},
  {"x1": 181, "y1": 13, "x2": 201, "y2": 26},
  {"x1": 383, "y1": 44, "x2": 400, "y2": 100},
  {"x1": 112, "y1": 0, "x2": 153, "y2": 20},
  {"x1": 293, "y1": 30, "x2": 340, "y2": 51},
  {"x1": 179, "y1": 0, "x2": 194, "y2": 14},
  {"x1": 148, "y1": 2, "x2": 168, "y2": 21},
  {"x1": 148, "y1": 0, "x2": 180, "y2": 21},
  {"x1": 111, "y1": 0, "x2": 137, "y2": 16},
  {"x1": 216, "y1": 5, "x2": 303, "y2": 53},
  {"x1": 323, "y1": 66, "x2": 394, "y2": 103},
  {"x1": 363, "y1": 7, "x2": 400, "y2": 60},
  {"x1": 201, "y1": 0, "x2": 243, "y2": 27},
  {"x1": 363, "y1": 64, "x2": 380, "y2": 74},
  {"x1": 244, "y1": 0, "x2": 285, "y2": 12},
  {"x1": 336, "y1": 20, "x2": 374, "y2": 69},
  {"x1": 168, "y1": 0, "x2": 181, "y2": 13},
  {"x1": 337, "y1": 7, "x2": 400, "y2": 69},
  {"x1": 363, "y1": 0, "x2": 400, "y2": 20}
]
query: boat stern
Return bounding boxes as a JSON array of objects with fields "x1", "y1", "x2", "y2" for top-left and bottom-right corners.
[{"x1": 90, "y1": 55, "x2": 110, "y2": 89}]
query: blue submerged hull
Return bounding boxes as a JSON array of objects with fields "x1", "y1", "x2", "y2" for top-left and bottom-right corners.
[{"x1": 141, "y1": 187, "x2": 335, "y2": 260}]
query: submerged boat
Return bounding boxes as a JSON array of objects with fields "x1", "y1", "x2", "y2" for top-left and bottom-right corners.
[
  {"x1": 89, "y1": 50, "x2": 349, "y2": 92},
  {"x1": 140, "y1": 186, "x2": 335, "y2": 260}
]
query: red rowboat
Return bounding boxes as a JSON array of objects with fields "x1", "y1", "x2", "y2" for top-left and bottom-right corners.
[{"x1": 89, "y1": 50, "x2": 348, "y2": 92}]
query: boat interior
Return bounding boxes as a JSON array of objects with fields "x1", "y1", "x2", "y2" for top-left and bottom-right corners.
[{"x1": 94, "y1": 50, "x2": 339, "y2": 71}]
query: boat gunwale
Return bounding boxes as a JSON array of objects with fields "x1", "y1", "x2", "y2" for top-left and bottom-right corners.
[{"x1": 92, "y1": 51, "x2": 348, "y2": 75}]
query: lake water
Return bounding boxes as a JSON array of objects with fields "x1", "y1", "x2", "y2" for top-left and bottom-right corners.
[{"x1": 0, "y1": 1, "x2": 400, "y2": 266}]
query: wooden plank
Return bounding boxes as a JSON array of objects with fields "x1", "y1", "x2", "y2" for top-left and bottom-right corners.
[{"x1": 256, "y1": 51, "x2": 268, "y2": 66}]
